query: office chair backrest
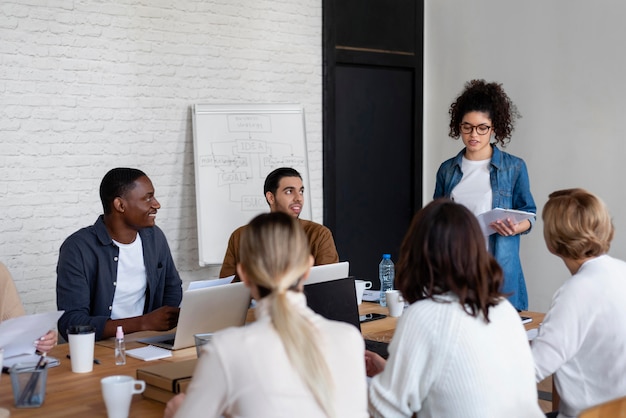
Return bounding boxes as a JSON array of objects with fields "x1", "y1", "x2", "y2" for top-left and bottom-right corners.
[{"x1": 578, "y1": 395, "x2": 626, "y2": 418}]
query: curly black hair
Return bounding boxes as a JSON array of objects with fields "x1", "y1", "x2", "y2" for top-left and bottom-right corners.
[{"x1": 448, "y1": 79, "x2": 521, "y2": 147}]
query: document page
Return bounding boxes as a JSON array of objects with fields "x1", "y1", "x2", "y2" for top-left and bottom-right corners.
[
  {"x1": 0, "y1": 311, "x2": 63, "y2": 358},
  {"x1": 187, "y1": 276, "x2": 234, "y2": 291},
  {"x1": 476, "y1": 208, "x2": 535, "y2": 236}
]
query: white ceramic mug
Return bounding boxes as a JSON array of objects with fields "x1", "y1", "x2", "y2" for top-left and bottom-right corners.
[
  {"x1": 386, "y1": 289, "x2": 405, "y2": 317},
  {"x1": 101, "y1": 375, "x2": 146, "y2": 418},
  {"x1": 67, "y1": 325, "x2": 96, "y2": 373},
  {"x1": 354, "y1": 279, "x2": 373, "y2": 305}
]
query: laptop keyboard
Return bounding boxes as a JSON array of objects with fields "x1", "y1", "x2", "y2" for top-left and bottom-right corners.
[{"x1": 364, "y1": 339, "x2": 389, "y2": 359}]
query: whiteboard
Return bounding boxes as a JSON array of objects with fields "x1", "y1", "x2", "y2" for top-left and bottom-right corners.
[{"x1": 192, "y1": 104, "x2": 311, "y2": 266}]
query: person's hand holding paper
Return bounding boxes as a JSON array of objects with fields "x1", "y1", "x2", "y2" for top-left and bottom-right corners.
[
  {"x1": 0, "y1": 311, "x2": 63, "y2": 359},
  {"x1": 476, "y1": 208, "x2": 535, "y2": 236}
]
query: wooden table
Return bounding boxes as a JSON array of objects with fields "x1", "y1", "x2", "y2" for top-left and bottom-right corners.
[
  {"x1": 359, "y1": 301, "x2": 544, "y2": 339},
  {"x1": 0, "y1": 303, "x2": 546, "y2": 417},
  {"x1": 359, "y1": 301, "x2": 397, "y2": 342},
  {"x1": 0, "y1": 343, "x2": 173, "y2": 417}
]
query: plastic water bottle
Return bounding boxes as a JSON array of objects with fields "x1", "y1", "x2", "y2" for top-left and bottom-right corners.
[
  {"x1": 115, "y1": 326, "x2": 126, "y2": 365},
  {"x1": 379, "y1": 254, "x2": 395, "y2": 307}
]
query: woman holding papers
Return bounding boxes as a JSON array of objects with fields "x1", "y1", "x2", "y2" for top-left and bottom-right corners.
[
  {"x1": 365, "y1": 199, "x2": 543, "y2": 418},
  {"x1": 532, "y1": 189, "x2": 626, "y2": 418},
  {"x1": 164, "y1": 212, "x2": 367, "y2": 418},
  {"x1": 1, "y1": 262, "x2": 57, "y2": 352},
  {"x1": 434, "y1": 79, "x2": 536, "y2": 311}
]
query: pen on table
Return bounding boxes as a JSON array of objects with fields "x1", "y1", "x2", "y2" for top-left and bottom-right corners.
[{"x1": 66, "y1": 354, "x2": 100, "y2": 364}]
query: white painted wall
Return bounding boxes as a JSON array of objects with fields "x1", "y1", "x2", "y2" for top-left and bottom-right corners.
[
  {"x1": 0, "y1": 0, "x2": 323, "y2": 313},
  {"x1": 424, "y1": 0, "x2": 626, "y2": 312}
]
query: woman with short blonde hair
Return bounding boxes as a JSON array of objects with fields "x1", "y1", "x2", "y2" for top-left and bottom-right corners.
[
  {"x1": 533, "y1": 188, "x2": 626, "y2": 418},
  {"x1": 542, "y1": 188, "x2": 613, "y2": 260}
]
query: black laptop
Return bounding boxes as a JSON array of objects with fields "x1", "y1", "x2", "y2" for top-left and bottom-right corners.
[{"x1": 304, "y1": 277, "x2": 389, "y2": 359}]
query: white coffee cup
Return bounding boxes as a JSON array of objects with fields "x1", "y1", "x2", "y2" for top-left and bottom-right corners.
[
  {"x1": 354, "y1": 279, "x2": 373, "y2": 305},
  {"x1": 67, "y1": 325, "x2": 96, "y2": 373},
  {"x1": 101, "y1": 375, "x2": 146, "y2": 418},
  {"x1": 386, "y1": 289, "x2": 405, "y2": 317}
]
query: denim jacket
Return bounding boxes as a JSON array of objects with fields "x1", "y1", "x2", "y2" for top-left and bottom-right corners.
[
  {"x1": 56, "y1": 215, "x2": 182, "y2": 340},
  {"x1": 434, "y1": 145, "x2": 536, "y2": 310}
]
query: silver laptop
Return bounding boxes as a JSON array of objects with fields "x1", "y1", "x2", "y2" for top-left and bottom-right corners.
[
  {"x1": 305, "y1": 261, "x2": 349, "y2": 285},
  {"x1": 138, "y1": 281, "x2": 251, "y2": 350}
]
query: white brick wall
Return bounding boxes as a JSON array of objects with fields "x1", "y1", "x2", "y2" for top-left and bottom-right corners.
[{"x1": 0, "y1": 0, "x2": 323, "y2": 314}]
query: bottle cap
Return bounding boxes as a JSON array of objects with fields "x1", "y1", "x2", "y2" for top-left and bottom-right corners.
[
  {"x1": 383, "y1": 254, "x2": 391, "y2": 259},
  {"x1": 116, "y1": 326, "x2": 124, "y2": 339}
]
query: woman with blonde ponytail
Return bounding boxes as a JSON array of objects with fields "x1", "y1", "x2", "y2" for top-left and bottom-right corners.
[{"x1": 165, "y1": 212, "x2": 368, "y2": 418}]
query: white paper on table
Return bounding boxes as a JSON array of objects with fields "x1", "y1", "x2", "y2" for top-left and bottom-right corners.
[
  {"x1": 476, "y1": 208, "x2": 535, "y2": 236},
  {"x1": 0, "y1": 310, "x2": 63, "y2": 359},
  {"x1": 126, "y1": 345, "x2": 172, "y2": 361},
  {"x1": 362, "y1": 289, "x2": 380, "y2": 302},
  {"x1": 3, "y1": 353, "x2": 60, "y2": 369},
  {"x1": 187, "y1": 276, "x2": 234, "y2": 291}
]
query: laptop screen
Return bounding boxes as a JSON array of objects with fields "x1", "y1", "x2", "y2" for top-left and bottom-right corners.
[
  {"x1": 138, "y1": 281, "x2": 251, "y2": 350},
  {"x1": 303, "y1": 277, "x2": 361, "y2": 331},
  {"x1": 306, "y1": 262, "x2": 350, "y2": 285}
]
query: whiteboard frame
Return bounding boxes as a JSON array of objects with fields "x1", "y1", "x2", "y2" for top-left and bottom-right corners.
[{"x1": 192, "y1": 103, "x2": 311, "y2": 266}]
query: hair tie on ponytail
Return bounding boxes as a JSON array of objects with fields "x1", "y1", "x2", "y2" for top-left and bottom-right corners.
[{"x1": 257, "y1": 284, "x2": 272, "y2": 298}]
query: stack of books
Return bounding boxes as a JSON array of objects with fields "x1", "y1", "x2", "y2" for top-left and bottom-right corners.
[{"x1": 136, "y1": 359, "x2": 197, "y2": 403}]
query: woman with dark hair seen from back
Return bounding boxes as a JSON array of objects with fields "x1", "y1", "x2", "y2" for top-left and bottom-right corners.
[
  {"x1": 366, "y1": 199, "x2": 543, "y2": 418},
  {"x1": 165, "y1": 212, "x2": 367, "y2": 418}
]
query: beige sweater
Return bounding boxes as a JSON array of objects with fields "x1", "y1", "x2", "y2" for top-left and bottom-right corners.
[
  {"x1": 0, "y1": 262, "x2": 26, "y2": 321},
  {"x1": 220, "y1": 218, "x2": 339, "y2": 279}
]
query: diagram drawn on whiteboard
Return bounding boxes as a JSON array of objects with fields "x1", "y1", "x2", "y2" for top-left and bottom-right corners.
[{"x1": 192, "y1": 104, "x2": 311, "y2": 266}]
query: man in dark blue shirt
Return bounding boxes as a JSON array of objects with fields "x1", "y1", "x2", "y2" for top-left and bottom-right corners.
[{"x1": 56, "y1": 168, "x2": 182, "y2": 341}]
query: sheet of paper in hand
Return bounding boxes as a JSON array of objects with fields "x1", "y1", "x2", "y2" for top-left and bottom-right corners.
[
  {"x1": 476, "y1": 208, "x2": 535, "y2": 236},
  {"x1": 0, "y1": 311, "x2": 63, "y2": 358}
]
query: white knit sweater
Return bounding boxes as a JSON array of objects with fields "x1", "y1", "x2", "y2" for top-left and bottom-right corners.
[{"x1": 369, "y1": 293, "x2": 544, "y2": 418}]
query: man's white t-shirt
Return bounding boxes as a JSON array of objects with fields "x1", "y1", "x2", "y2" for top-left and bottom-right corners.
[{"x1": 111, "y1": 234, "x2": 147, "y2": 319}]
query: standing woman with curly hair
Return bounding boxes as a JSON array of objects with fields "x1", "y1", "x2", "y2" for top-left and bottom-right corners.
[
  {"x1": 164, "y1": 212, "x2": 368, "y2": 418},
  {"x1": 434, "y1": 79, "x2": 536, "y2": 311}
]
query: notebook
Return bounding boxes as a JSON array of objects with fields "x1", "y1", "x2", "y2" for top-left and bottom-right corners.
[
  {"x1": 126, "y1": 345, "x2": 173, "y2": 361},
  {"x1": 305, "y1": 261, "x2": 350, "y2": 285},
  {"x1": 304, "y1": 277, "x2": 390, "y2": 359},
  {"x1": 138, "y1": 281, "x2": 251, "y2": 350}
]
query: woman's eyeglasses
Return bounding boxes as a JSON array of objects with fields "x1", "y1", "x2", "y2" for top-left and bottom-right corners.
[{"x1": 460, "y1": 123, "x2": 492, "y2": 135}]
